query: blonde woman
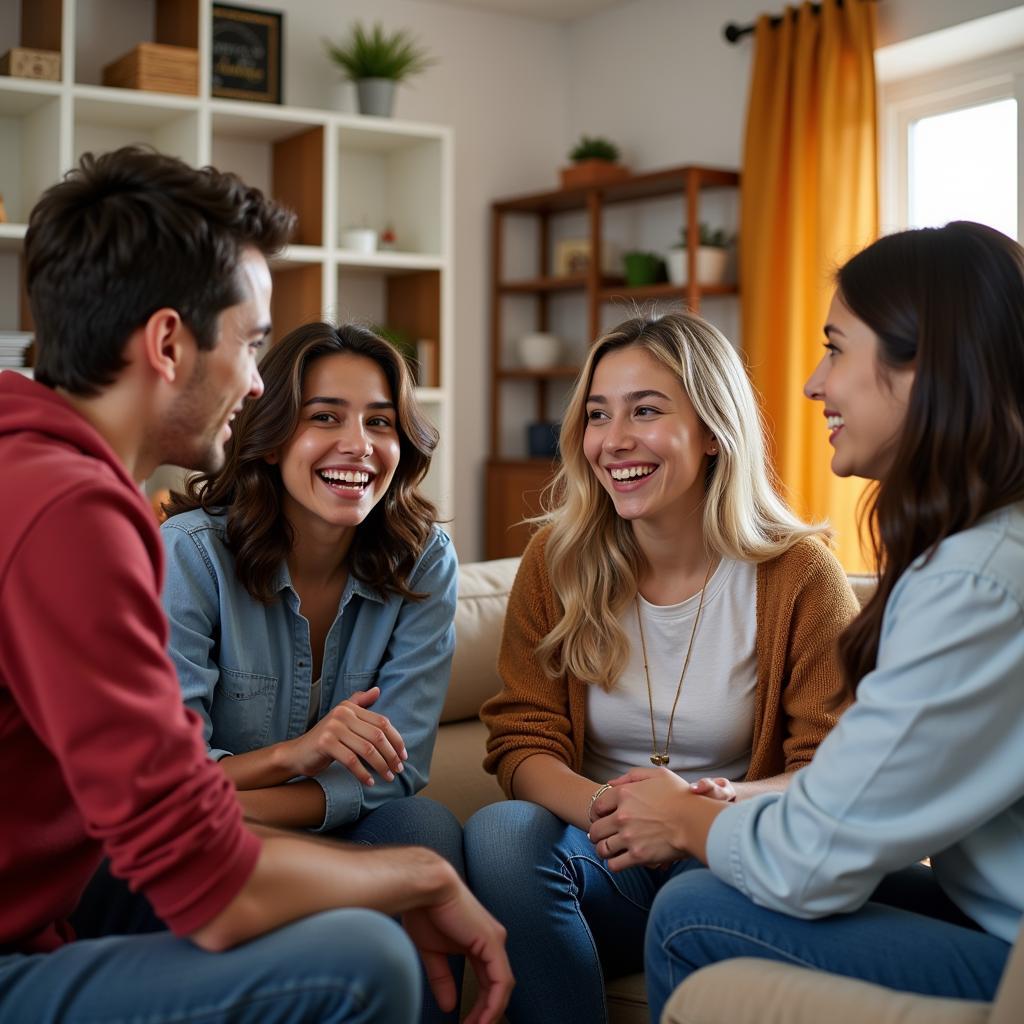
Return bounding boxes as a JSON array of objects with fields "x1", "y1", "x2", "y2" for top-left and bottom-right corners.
[{"x1": 464, "y1": 311, "x2": 859, "y2": 1023}]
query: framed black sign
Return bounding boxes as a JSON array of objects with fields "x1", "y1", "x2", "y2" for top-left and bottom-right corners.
[{"x1": 211, "y1": 4, "x2": 282, "y2": 104}]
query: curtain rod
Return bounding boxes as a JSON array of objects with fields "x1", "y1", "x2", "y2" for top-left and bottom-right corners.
[{"x1": 723, "y1": 0, "x2": 875, "y2": 44}]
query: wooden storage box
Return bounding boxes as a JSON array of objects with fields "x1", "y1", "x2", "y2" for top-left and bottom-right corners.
[
  {"x1": 0, "y1": 47, "x2": 61, "y2": 81},
  {"x1": 102, "y1": 42, "x2": 198, "y2": 96}
]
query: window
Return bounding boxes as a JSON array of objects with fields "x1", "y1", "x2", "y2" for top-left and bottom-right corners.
[{"x1": 879, "y1": 49, "x2": 1024, "y2": 240}]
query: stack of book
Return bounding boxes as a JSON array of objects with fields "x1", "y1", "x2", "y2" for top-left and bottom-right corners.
[{"x1": 0, "y1": 331, "x2": 33, "y2": 368}]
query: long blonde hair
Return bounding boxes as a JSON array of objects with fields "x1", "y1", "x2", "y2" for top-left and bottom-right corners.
[{"x1": 539, "y1": 311, "x2": 827, "y2": 690}]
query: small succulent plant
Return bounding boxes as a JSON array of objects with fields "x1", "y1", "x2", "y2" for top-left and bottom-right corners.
[
  {"x1": 672, "y1": 224, "x2": 734, "y2": 249},
  {"x1": 324, "y1": 22, "x2": 436, "y2": 82},
  {"x1": 568, "y1": 135, "x2": 621, "y2": 163}
]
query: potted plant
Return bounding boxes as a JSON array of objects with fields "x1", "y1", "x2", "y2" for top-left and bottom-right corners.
[
  {"x1": 561, "y1": 135, "x2": 630, "y2": 189},
  {"x1": 622, "y1": 250, "x2": 668, "y2": 288},
  {"x1": 666, "y1": 224, "x2": 734, "y2": 287},
  {"x1": 324, "y1": 22, "x2": 435, "y2": 118}
]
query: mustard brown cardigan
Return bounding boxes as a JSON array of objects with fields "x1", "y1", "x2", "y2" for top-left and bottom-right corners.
[{"x1": 481, "y1": 528, "x2": 860, "y2": 796}]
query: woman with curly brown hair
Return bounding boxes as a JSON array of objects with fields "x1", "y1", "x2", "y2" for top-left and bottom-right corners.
[{"x1": 161, "y1": 322, "x2": 462, "y2": 1021}]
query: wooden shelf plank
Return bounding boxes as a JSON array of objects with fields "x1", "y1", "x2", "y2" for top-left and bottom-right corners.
[
  {"x1": 499, "y1": 274, "x2": 587, "y2": 293},
  {"x1": 598, "y1": 281, "x2": 739, "y2": 302},
  {"x1": 500, "y1": 273, "x2": 632, "y2": 294},
  {"x1": 494, "y1": 165, "x2": 740, "y2": 214}
]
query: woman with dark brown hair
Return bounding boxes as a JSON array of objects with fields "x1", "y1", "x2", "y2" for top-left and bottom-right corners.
[
  {"x1": 587, "y1": 222, "x2": 1024, "y2": 1017},
  {"x1": 161, "y1": 323, "x2": 463, "y2": 1021}
]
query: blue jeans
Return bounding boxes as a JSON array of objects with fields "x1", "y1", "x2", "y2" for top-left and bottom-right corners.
[
  {"x1": 0, "y1": 907, "x2": 420, "y2": 1023},
  {"x1": 330, "y1": 795, "x2": 466, "y2": 1024},
  {"x1": 332, "y1": 796, "x2": 466, "y2": 880},
  {"x1": 464, "y1": 800, "x2": 703, "y2": 1024},
  {"x1": 644, "y1": 866, "x2": 1013, "y2": 1021},
  {"x1": 1, "y1": 796, "x2": 463, "y2": 1024}
]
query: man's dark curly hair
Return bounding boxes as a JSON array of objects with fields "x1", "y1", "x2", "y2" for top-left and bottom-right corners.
[{"x1": 26, "y1": 145, "x2": 296, "y2": 395}]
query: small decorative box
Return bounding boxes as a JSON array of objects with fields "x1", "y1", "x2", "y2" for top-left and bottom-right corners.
[{"x1": 0, "y1": 47, "x2": 61, "y2": 81}]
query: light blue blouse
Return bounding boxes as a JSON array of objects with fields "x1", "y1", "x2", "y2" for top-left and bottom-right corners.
[
  {"x1": 707, "y1": 503, "x2": 1024, "y2": 943},
  {"x1": 161, "y1": 509, "x2": 457, "y2": 832}
]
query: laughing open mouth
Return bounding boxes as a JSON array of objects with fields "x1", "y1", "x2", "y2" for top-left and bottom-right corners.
[{"x1": 317, "y1": 468, "x2": 375, "y2": 493}]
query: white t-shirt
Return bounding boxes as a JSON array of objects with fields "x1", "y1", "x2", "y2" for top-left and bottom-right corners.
[{"x1": 581, "y1": 557, "x2": 757, "y2": 783}]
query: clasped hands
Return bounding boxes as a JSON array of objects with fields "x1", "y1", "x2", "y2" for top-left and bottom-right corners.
[{"x1": 586, "y1": 767, "x2": 735, "y2": 870}]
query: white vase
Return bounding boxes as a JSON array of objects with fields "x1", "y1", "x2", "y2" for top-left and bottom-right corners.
[
  {"x1": 356, "y1": 78, "x2": 396, "y2": 117},
  {"x1": 341, "y1": 228, "x2": 378, "y2": 253},
  {"x1": 666, "y1": 246, "x2": 730, "y2": 286},
  {"x1": 517, "y1": 332, "x2": 562, "y2": 370},
  {"x1": 667, "y1": 249, "x2": 685, "y2": 285}
]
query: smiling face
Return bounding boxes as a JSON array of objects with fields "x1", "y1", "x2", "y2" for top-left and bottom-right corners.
[
  {"x1": 583, "y1": 344, "x2": 715, "y2": 531},
  {"x1": 804, "y1": 292, "x2": 915, "y2": 481},
  {"x1": 274, "y1": 351, "x2": 401, "y2": 538},
  {"x1": 160, "y1": 246, "x2": 271, "y2": 473}
]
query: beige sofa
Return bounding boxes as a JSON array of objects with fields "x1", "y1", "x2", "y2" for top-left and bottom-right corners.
[
  {"x1": 662, "y1": 933, "x2": 1023, "y2": 1024},
  {"x1": 421, "y1": 558, "x2": 885, "y2": 1023},
  {"x1": 423, "y1": 560, "x2": 1019, "y2": 1023}
]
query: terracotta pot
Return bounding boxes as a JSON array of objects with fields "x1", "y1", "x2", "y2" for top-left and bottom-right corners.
[{"x1": 560, "y1": 159, "x2": 631, "y2": 190}]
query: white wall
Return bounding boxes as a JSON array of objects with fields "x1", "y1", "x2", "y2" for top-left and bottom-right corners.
[{"x1": 876, "y1": 0, "x2": 1024, "y2": 46}]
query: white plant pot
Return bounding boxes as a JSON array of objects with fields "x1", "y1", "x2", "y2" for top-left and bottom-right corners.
[
  {"x1": 666, "y1": 246, "x2": 730, "y2": 286},
  {"x1": 356, "y1": 78, "x2": 396, "y2": 117},
  {"x1": 517, "y1": 332, "x2": 562, "y2": 370},
  {"x1": 342, "y1": 228, "x2": 378, "y2": 253}
]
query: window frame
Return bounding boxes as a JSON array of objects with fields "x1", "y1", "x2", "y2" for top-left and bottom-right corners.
[{"x1": 879, "y1": 48, "x2": 1024, "y2": 239}]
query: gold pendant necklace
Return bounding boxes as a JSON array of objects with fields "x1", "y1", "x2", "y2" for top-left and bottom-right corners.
[{"x1": 635, "y1": 557, "x2": 715, "y2": 767}]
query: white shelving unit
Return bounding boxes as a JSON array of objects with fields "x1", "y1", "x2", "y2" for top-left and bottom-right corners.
[{"x1": 0, "y1": 0, "x2": 455, "y2": 525}]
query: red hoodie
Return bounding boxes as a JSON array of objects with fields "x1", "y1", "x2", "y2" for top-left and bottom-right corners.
[{"x1": 0, "y1": 371, "x2": 260, "y2": 952}]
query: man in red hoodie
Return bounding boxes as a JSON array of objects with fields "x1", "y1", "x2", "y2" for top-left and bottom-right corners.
[{"x1": 0, "y1": 147, "x2": 511, "y2": 1024}]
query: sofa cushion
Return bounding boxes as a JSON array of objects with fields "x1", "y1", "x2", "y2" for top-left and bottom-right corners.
[
  {"x1": 847, "y1": 573, "x2": 876, "y2": 607},
  {"x1": 420, "y1": 719, "x2": 503, "y2": 823},
  {"x1": 441, "y1": 557, "x2": 520, "y2": 724}
]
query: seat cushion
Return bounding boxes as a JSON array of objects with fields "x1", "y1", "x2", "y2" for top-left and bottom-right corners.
[
  {"x1": 442, "y1": 557, "x2": 520, "y2": 723},
  {"x1": 420, "y1": 719, "x2": 503, "y2": 824}
]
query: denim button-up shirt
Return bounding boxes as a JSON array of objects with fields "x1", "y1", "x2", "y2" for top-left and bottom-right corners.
[{"x1": 161, "y1": 509, "x2": 457, "y2": 832}]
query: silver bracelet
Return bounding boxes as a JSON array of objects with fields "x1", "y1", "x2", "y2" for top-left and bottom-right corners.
[{"x1": 588, "y1": 783, "x2": 613, "y2": 823}]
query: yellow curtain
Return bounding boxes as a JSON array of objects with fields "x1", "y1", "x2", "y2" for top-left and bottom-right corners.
[{"x1": 741, "y1": 0, "x2": 878, "y2": 572}]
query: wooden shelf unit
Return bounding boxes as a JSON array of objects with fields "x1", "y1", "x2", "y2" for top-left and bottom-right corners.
[{"x1": 486, "y1": 163, "x2": 739, "y2": 558}]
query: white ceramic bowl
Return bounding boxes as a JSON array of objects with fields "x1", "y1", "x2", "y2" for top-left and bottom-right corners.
[
  {"x1": 342, "y1": 228, "x2": 379, "y2": 253},
  {"x1": 517, "y1": 332, "x2": 562, "y2": 370}
]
